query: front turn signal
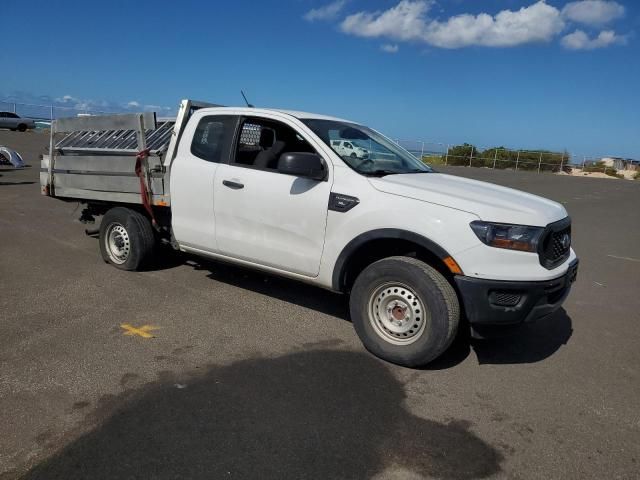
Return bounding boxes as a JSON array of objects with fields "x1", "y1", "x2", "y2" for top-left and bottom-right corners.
[{"x1": 443, "y1": 256, "x2": 463, "y2": 275}]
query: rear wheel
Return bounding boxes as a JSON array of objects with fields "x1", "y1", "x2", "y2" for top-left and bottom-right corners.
[
  {"x1": 99, "y1": 207, "x2": 155, "y2": 271},
  {"x1": 349, "y1": 256, "x2": 459, "y2": 367},
  {"x1": 17, "y1": 124, "x2": 27, "y2": 132}
]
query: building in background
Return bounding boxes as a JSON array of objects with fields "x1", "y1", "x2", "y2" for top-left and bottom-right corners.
[{"x1": 601, "y1": 157, "x2": 640, "y2": 171}]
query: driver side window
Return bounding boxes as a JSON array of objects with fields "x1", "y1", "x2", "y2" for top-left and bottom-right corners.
[{"x1": 232, "y1": 117, "x2": 317, "y2": 172}]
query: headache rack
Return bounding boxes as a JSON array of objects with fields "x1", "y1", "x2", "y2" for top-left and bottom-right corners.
[{"x1": 41, "y1": 99, "x2": 218, "y2": 206}]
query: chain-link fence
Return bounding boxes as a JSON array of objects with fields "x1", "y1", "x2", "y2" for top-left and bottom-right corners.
[
  {"x1": 0, "y1": 100, "x2": 116, "y2": 122},
  {"x1": 395, "y1": 139, "x2": 636, "y2": 176}
]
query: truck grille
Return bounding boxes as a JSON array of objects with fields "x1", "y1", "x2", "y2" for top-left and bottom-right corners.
[{"x1": 538, "y1": 218, "x2": 571, "y2": 269}]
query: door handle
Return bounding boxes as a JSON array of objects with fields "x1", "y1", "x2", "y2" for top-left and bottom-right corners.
[{"x1": 222, "y1": 180, "x2": 244, "y2": 190}]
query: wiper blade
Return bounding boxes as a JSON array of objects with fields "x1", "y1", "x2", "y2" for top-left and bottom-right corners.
[
  {"x1": 364, "y1": 169, "x2": 431, "y2": 176},
  {"x1": 364, "y1": 169, "x2": 398, "y2": 177}
]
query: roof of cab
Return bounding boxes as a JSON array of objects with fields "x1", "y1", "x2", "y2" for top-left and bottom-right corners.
[{"x1": 199, "y1": 106, "x2": 354, "y2": 123}]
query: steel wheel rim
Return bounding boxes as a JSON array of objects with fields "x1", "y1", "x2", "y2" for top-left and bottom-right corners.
[
  {"x1": 368, "y1": 282, "x2": 428, "y2": 345},
  {"x1": 105, "y1": 223, "x2": 130, "y2": 264}
]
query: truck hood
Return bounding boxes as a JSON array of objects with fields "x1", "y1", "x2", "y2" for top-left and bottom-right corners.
[{"x1": 369, "y1": 173, "x2": 567, "y2": 226}]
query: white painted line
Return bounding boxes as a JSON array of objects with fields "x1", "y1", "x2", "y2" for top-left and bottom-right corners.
[{"x1": 607, "y1": 254, "x2": 640, "y2": 263}]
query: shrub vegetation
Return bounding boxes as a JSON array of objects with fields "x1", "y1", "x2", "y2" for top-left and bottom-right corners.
[{"x1": 424, "y1": 144, "x2": 569, "y2": 172}]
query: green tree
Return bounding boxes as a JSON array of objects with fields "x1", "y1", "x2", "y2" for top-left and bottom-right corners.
[{"x1": 443, "y1": 143, "x2": 479, "y2": 166}]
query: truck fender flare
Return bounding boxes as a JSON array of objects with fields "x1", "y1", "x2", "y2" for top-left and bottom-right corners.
[{"x1": 331, "y1": 228, "x2": 453, "y2": 292}]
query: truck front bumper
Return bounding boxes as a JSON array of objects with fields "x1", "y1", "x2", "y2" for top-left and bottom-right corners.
[{"x1": 454, "y1": 259, "x2": 578, "y2": 327}]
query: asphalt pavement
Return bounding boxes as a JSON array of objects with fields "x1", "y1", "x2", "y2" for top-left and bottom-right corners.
[{"x1": 1, "y1": 131, "x2": 639, "y2": 479}]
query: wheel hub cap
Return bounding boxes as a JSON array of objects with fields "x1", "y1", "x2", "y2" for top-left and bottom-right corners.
[
  {"x1": 106, "y1": 223, "x2": 130, "y2": 264},
  {"x1": 368, "y1": 282, "x2": 427, "y2": 345}
]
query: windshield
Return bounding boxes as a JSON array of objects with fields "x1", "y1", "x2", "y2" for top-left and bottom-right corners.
[{"x1": 302, "y1": 119, "x2": 432, "y2": 176}]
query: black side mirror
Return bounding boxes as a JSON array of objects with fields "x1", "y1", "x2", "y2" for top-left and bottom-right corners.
[{"x1": 277, "y1": 152, "x2": 326, "y2": 181}]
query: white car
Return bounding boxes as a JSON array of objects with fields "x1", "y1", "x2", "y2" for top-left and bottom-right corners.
[
  {"x1": 331, "y1": 140, "x2": 369, "y2": 159},
  {"x1": 42, "y1": 100, "x2": 578, "y2": 367},
  {"x1": 0, "y1": 112, "x2": 36, "y2": 132}
]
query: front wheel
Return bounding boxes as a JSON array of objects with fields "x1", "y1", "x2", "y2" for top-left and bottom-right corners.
[
  {"x1": 99, "y1": 207, "x2": 155, "y2": 271},
  {"x1": 350, "y1": 256, "x2": 459, "y2": 367},
  {"x1": 17, "y1": 124, "x2": 27, "y2": 132}
]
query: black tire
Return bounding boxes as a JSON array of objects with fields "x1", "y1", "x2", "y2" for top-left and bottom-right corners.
[
  {"x1": 17, "y1": 124, "x2": 27, "y2": 132},
  {"x1": 99, "y1": 207, "x2": 155, "y2": 271},
  {"x1": 350, "y1": 152, "x2": 357, "y2": 158},
  {"x1": 349, "y1": 256, "x2": 459, "y2": 367}
]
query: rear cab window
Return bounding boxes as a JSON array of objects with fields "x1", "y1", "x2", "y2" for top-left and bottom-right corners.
[{"x1": 190, "y1": 115, "x2": 238, "y2": 163}]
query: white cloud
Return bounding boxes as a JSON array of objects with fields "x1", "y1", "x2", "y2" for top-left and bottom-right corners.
[
  {"x1": 304, "y1": 0, "x2": 347, "y2": 22},
  {"x1": 341, "y1": 1, "x2": 431, "y2": 41},
  {"x1": 340, "y1": 1, "x2": 565, "y2": 49},
  {"x1": 56, "y1": 94, "x2": 78, "y2": 103},
  {"x1": 127, "y1": 100, "x2": 141, "y2": 108},
  {"x1": 561, "y1": 29, "x2": 627, "y2": 49},
  {"x1": 381, "y1": 43, "x2": 399, "y2": 53},
  {"x1": 426, "y1": 1, "x2": 565, "y2": 48},
  {"x1": 562, "y1": 1, "x2": 625, "y2": 26}
]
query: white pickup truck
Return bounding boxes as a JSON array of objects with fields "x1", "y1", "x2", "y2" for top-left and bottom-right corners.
[{"x1": 41, "y1": 99, "x2": 578, "y2": 367}]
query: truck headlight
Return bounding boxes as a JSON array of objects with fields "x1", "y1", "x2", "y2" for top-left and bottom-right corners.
[{"x1": 469, "y1": 221, "x2": 544, "y2": 253}]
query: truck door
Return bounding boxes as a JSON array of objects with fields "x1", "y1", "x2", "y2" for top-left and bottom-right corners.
[
  {"x1": 170, "y1": 114, "x2": 238, "y2": 252},
  {"x1": 213, "y1": 116, "x2": 331, "y2": 277}
]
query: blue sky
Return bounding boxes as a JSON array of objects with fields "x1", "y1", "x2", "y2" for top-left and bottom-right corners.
[{"x1": 1, "y1": 0, "x2": 638, "y2": 157}]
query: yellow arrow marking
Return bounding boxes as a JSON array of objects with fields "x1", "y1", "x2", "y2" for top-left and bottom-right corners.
[{"x1": 120, "y1": 323, "x2": 159, "y2": 338}]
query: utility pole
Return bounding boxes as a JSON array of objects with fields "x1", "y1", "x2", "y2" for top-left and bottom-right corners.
[{"x1": 537, "y1": 152, "x2": 543, "y2": 173}]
